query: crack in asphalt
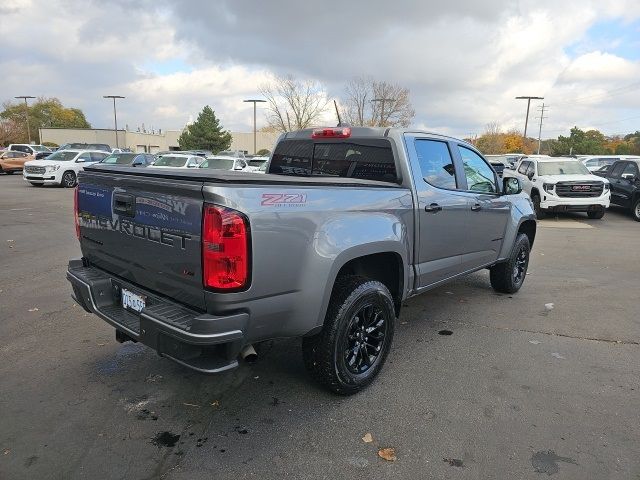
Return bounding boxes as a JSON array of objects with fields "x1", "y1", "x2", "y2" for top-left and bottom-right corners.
[{"x1": 444, "y1": 320, "x2": 640, "y2": 346}]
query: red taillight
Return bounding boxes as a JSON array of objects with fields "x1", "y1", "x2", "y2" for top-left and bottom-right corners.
[
  {"x1": 74, "y1": 186, "x2": 80, "y2": 240},
  {"x1": 311, "y1": 127, "x2": 351, "y2": 139},
  {"x1": 202, "y1": 204, "x2": 250, "y2": 290}
]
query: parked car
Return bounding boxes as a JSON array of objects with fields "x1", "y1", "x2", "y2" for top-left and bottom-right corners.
[
  {"x1": 0, "y1": 150, "x2": 34, "y2": 174},
  {"x1": 578, "y1": 155, "x2": 640, "y2": 172},
  {"x1": 246, "y1": 156, "x2": 269, "y2": 172},
  {"x1": 504, "y1": 156, "x2": 610, "y2": 219},
  {"x1": 8, "y1": 144, "x2": 51, "y2": 156},
  {"x1": 23, "y1": 149, "x2": 109, "y2": 187},
  {"x1": 58, "y1": 143, "x2": 112, "y2": 153},
  {"x1": 215, "y1": 150, "x2": 246, "y2": 159},
  {"x1": 99, "y1": 152, "x2": 155, "y2": 167},
  {"x1": 148, "y1": 154, "x2": 202, "y2": 169},
  {"x1": 199, "y1": 156, "x2": 249, "y2": 171},
  {"x1": 597, "y1": 159, "x2": 640, "y2": 221},
  {"x1": 67, "y1": 126, "x2": 535, "y2": 394}
]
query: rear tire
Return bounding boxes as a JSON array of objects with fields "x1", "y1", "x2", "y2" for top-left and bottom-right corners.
[
  {"x1": 490, "y1": 233, "x2": 530, "y2": 294},
  {"x1": 587, "y1": 208, "x2": 605, "y2": 219},
  {"x1": 531, "y1": 193, "x2": 546, "y2": 219},
  {"x1": 632, "y1": 198, "x2": 640, "y2": 222},
  {"x1": 61, "y1": 171, "x2": 76, "y2": 188},
  {"x1": 302, "y1": 275, "x2": 395, "y2": 395}
]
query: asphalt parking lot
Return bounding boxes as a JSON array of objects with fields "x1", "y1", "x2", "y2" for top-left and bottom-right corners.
[{"x1": 1, "y1": 174, "x2": 639, "y2": 479}]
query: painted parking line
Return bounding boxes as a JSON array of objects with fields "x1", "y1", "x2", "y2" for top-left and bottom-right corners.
[{"x1": 538, "y1": 219, "x2": 593, "y2": 229}]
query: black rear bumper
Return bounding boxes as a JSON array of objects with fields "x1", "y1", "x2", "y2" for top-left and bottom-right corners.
[{"x1": 66, "y1": 259, "x2": 247, "y2": 373}]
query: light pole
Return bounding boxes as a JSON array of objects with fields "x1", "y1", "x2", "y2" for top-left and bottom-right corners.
[
  {"x1": 14, "y1": 96, "x2": 36, "y2": 144},
  {"x1": 243, "y1": 99, "x2": 266, "y2": 154},
  {"x1": 103, "y1": 95, "x2": 125, "y2": 148},
  {"x1": 515, "y1": 96, "x2": 544, "y2": 139},
  {"x1": 371, "y1": 98, "x2": 394, "y2": 127}
]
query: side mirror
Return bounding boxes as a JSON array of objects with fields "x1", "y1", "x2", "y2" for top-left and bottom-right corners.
[
  {"x1": 622, "y1": 173, "x2": 637, "y2": 181},
  {"x1": 527, "y1": 171, "x2": 534, "y2": 180},
  {"x1": 75, "y1": 159, "x2": 85, "y2": 163},
  {"x1": 234, "y1": 166, "x2": 243, "y2": 170},
  {"x1": 503, "y1": 177, "x2": 522, "y2": 195}
]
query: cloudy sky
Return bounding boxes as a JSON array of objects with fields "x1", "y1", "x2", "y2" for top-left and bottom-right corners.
[{"x1": 1, "y1": 0, "x2": 639, "y2": 138}]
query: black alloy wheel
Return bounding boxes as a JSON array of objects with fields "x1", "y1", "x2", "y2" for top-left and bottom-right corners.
[{"x1": 342, "y1": 303, "x2": 388, "y2": 375}]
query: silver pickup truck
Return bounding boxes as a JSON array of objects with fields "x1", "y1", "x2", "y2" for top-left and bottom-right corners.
[{"x1": 67, "y1": 126, "x2": 536, "y2": 394}]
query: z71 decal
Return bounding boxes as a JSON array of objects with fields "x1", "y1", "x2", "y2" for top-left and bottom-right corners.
[{"x1": 261, "y1": 193, "x2": 307, "y2": 207}]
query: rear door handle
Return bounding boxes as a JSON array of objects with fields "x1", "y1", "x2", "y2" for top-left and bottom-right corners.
[
  {"x1": 471, "y1": 203, "x2": 482, "y2": 211},
  {"x1": 424, "y1": 203, "x2": 442, "y2": 213}
]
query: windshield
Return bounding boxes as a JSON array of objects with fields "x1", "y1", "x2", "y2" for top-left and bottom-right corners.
[
  {"x1": 538, "y1": 161, "x2": 590, "y2": 176},
  {"x1": 200, "y1": 158, "x2": 234, "y2": 170},
  {"x1": 216, "y1": 151, "x2": 235, "y2": 157},
  {"x1": 101, "y1": 153, "x2": 136, "y2": 164},
  {"x1": 153, "y1": 156, "x2": 188, "y2": 167},
  {"x1": 46, "y1": 151, "x2": 78, "y2": 161},
  {"x1": 32, "y1": 145, "x2": 50, "y2": 152}
]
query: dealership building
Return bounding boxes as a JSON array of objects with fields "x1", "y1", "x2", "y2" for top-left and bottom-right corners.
[{"x1": 38, "y1": 127, "x2": 279, "y2": 154}]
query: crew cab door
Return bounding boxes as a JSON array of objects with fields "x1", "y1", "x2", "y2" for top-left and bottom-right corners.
[
  {"x1": 607, "y1": 161, "x2": 631, "y2": 207},
  {"x1": 405, "y1": 135, "x2": 479, "y2": 287},
  {"x1": 451, "y1": 144, "x2": 511, "y2": 269}
]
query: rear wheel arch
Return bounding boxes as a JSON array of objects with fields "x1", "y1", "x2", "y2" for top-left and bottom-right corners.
[{"x1": 517, "y1": 219, "x2": 536, "y2": 248}]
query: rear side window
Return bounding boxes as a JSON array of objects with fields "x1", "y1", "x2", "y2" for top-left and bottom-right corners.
[
  {"x1": 269, "y1": 139, "x2": 397, "y2": 183},
  {"x1": 414, "y1": 139, "x2": 456, "y2": 189}
]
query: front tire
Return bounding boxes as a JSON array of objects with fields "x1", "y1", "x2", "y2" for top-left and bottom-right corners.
[
  {"x1": 531, "y1": 193, "x2": 546, "y2": 219},
  {"x1": 490, "y1": 233, "x2": 530, "y2": 294},
  {"x1": 61, "y1": 171, "x2": 76, "y2": 188},
  {"x1": 30, "y1": 182, "x2": 43, "y2": 187},
  {"x1": 587, "y1": 208, "x2": 605, "y2": 219},
  {"x1": 632, "y1": 198, "x2": 640, "y2": 222},
  {"x1": 4, "y1": 170, "x2": 14, "y2": 175},
  {"x1": 302, "y1": 275, "x2": 395, "y2": 395}
]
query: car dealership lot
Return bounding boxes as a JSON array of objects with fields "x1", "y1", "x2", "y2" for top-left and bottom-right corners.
[{"x1": 1, "y1": 175, "x2": 638, "y2": 479}]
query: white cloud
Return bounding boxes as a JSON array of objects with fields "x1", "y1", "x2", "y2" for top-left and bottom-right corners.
[{"x1": 1, "y1": 0, "x2": 639, "y2": 139}]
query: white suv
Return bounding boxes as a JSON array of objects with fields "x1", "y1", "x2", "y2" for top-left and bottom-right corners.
[
  {"x1": 504, "y1": 156, "x2": 610, "y2": 219},
  {"x1": 23, "y1": 149, "x2": 109, "y2": 187}
]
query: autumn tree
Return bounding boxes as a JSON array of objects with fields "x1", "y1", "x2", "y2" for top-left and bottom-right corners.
[
  {"x1": 178, "y1": 105, "x2": 231, "y2": 152},
  {"x1": 0, "y1": 97, "x2": 90, "y2": 143},
  {"x1": 341, "y1": 76, "x2": 415, "y2": 127},
  {"x1": 259, "y1": 75, "x2": 328, "y2": 132},
  {"x1": 0, "y1": 118, "x2": 23, "y2": 146},
  {"x1": 475, "y1": 122, "x2": 535, "y2": 154}
]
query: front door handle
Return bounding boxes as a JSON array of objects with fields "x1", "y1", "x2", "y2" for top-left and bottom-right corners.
[
  {"x1": 471, "y1": 203, "x2": 482, "y2": 211},
  {"x1": 424, "y1": 203, "x2": 442, "y2": 213}
]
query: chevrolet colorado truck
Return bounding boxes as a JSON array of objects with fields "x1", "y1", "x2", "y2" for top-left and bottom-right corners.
[{"x1": 67, "y1": 127, "x2": 536, "y2": 394}]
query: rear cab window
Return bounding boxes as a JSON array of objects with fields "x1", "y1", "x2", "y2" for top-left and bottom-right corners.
[{"x1": 269, "y1": 138, "x2": 398, "y2": 183}]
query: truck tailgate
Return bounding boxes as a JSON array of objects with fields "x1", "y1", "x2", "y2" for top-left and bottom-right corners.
[{"x1": 77, "y1": 171, "x2": 205, "y2": 310}]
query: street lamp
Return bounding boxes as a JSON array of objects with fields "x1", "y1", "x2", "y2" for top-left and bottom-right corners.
[
  {"x1": 515, "y1": 96, "x2": 544, "y2": 138},
  {"x1": 103, "y1": 95, "x2": 125, "y2": 148},
  {"x1": 243, "y1": 99, "x2": 266, "y2": 154},
  {"x1": 14, "y1": 96, "x2": 36, "y2": 144}
]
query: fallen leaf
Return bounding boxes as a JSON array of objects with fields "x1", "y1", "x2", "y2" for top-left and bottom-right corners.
[
  {"x1": 183, "y1": 403, "x2": 200, "y2": 408},
  {"x1": 3, "y1": 449, "x2": 9, "y2": 455},
  {"x1": 362, "y1": 433, "x2": 373, "y2": 443},
  {"x1": 443, "y1": 457, "x2": 464, "y2": 467},
  {"x1": 210, "y1": 400, "x2": 219, "y2": 407},
  {"x1": 97, "y1": 343, "x2": 105, "y2": 346},
  {"x1": 28, "y1": 307, "x2": 39, "y2": 312},
  {"x1": 544, "y1": 303, "x2": 554, "y2": 311},
  {"x1": 378, "y1": 448, "x2": 396, "y2": 461},
  {"x1": 6, "y1": 240, "x2": 14, "y2": 242},
  {"x1": 529, "y1": 340, "x2": 541, "y2": 345}
]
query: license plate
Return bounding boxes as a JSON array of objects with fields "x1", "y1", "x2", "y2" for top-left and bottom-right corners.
[{"x1": 121, "y1": 288, "x2": 146, "y2": 313}]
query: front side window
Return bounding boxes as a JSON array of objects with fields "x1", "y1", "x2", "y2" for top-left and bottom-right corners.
[
  {"x1": 91, "y1": 152, "x2": 108, "y2": 162},
  {"x1": 414, "y1": 139, "x2": 456, "y2": 189},
  {"x1": 525, "y1": 162, "x2": 536, "y2": 177},
  {"x1": 458, "y1": 146, "x2": 497, "y2": 193},
  {"x1": 77, "y1": 153, "x2": 92, "y2": 162},
  {"x1": 621, "y1": 162, "x2": 639, "y2": 178},
  {"x1": 609, "y1": 162, "x2": 627, "y2": 178}
]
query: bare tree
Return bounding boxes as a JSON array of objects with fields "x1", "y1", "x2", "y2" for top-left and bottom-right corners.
[
  {"x1": 259, "y1": 75, "x2": 329, "y2": 132},
  {"x1": 342, "y1": 76, "x2": 415, "y2": 127},
  {"x1": 0, "y1": 118, "x2": 23, "y2": 146}
]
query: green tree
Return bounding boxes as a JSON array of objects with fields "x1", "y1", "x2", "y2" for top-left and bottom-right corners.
[
  {"x1": 0, "y1": 97, "x2": 91, "y2": 143},
  {"x1": 551, "y1": 127, "x2": 607, "y2": 156},
  {"x1": 256, "y1": 148, "x2": 271, "y2": 156},
  {"x1": 178, "y1": 106, "x2": 231, "y2": 152}
]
